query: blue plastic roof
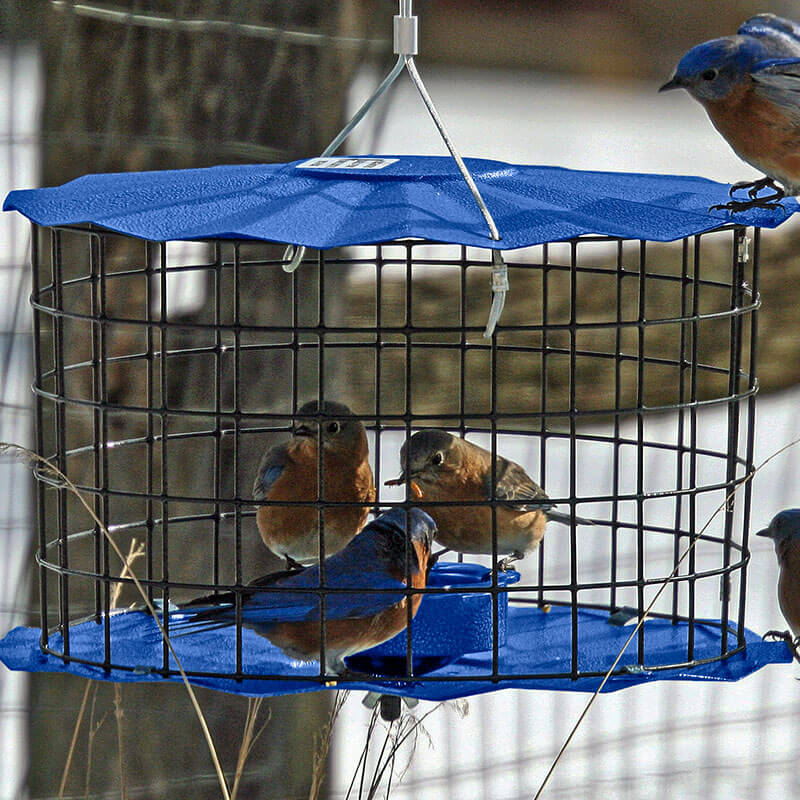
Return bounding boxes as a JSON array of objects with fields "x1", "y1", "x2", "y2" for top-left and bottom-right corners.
[
  {"x1": 0, "y1": 605, "x2": 789, "y2": 699},
  {"x1": 4, "y1": 156, "x2": 797, "y2": 249}
]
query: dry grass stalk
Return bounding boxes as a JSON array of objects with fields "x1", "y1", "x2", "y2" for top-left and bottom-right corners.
[
  {"x1": 343, "y1": 700, "x2": 446, "y2": 800},
  {"x1": 110, "y1": 539, "x2": 145, "y2": 800},
  {"x1": 57, "y1": 680, "x2": 91, "y2": 799},
  {"x1": 309, "y1": 691, "x2": 349, "y2": 800},
  {"x1": 0, "y1": 443, "x2": 232, "y2": 800},
  {"x1": 113, "y1": 685, "x2": 128, "y2": 800},
  {"x1": 57, "y1": 537, "x2": 145, "y2": 799},
  {"x1": 231, "y1": 698, "x2": 272, "y2": 800},
  {"x1": 84, "y1": 683, "x2": 106, "y2": 799}
]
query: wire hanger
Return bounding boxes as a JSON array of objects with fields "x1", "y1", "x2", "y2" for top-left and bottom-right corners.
[{"x1": 282, "y1": 0, "x2": 508, "y2": 337}]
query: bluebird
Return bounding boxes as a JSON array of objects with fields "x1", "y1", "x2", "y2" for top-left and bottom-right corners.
[
  {"x1": 660, "y1": 13, "x2": 800, "y2": 212},
  {"x1": 757, "y1": 509, "x2": 800, "y2": 656},
  {"x1": 177, "y1": 507, "x2": 436, "y2": 675},
  {"x1": 385, "y1": 429, "x2": 593, "y2": 569},
  {"x1": 253, "y1": 400, "x2": 376, "y2": 570}
]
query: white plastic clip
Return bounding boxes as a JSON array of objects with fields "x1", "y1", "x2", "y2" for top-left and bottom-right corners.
[
  {"x1": 737, "y1": 235, "x2": 751, "y2": 266},
  {"x1": 483, "y1": 250, "x2": 509, "y2": 338}
]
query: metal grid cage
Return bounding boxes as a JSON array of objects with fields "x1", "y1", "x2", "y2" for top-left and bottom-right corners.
[{"x1": 30, "y1": 221, "x2": 760, "y2": 686}]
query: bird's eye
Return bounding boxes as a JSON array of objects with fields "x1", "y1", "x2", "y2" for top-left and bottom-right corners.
[
  {"x1": 701, "y1": 69, "x2": 717, "y2": 81},
  {"x1": 326, "y1": 421, "x2": 340, "y2": 434},
  {"x1": 431, "y1": 451, "x2": 443, "y2": 466}
]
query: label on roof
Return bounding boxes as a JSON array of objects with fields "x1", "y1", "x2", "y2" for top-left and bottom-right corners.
[{"x1": 297, "y1": 157, "x2": 399, "y2": 170}]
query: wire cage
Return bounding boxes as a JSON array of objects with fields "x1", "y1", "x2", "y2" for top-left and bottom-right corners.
[{"x1": 20, "y1": 216, "x2": 777, "y2": 696}]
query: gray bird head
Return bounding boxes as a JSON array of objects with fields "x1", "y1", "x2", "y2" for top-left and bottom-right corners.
[
  {"x1": 385, "y1": 429, "x2": 462, "y2": 488},
  {"x1": 659, "y1": 36, "x2": 767, "y2": 102},
  {"x1": 756, "y1": 509, "x2": 800, "y2": 541},
  {"x1": 293, "y1": 400, "x2": 367, "y2": 456}
]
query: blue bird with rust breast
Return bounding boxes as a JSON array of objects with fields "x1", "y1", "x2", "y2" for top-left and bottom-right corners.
[
  {"x1": 253, "y1": 400, "x2": 376, "y2": 570},
  {"x1": 176, "y1": 507, "x2": 436, "y2": 675},
  {"x1": 660, "y1": 14, "x2": 800, "y2": 211},
  {"x1": 386, "y1": 430, "x2": 595, "y2": 570},
  {"x1": 757, "y1": 509, "x2": 800, "y2": 655}
]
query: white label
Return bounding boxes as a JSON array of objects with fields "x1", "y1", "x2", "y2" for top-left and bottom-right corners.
[{"x1": 297, "y1": 157, "x2": 399, "y2": 170}]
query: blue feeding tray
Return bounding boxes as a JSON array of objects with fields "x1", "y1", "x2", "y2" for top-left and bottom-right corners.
[
  {"x1": 4, "y1": 155, "x2": 798, "y2": 249},
  {"x1": 0, "y1": 560, "x2": 791, "y2": 699}
]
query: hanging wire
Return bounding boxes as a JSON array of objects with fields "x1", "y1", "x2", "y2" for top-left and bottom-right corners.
[{"x1": 281, "y1": 0, "x2": 508, "y2": 335}]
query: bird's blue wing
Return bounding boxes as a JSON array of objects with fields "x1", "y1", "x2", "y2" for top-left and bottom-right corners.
[
  {"x1": 265, "y1": 534, "x2": 407, "y2": 621},
  {"x1": 750, "y1": 58, "x2": 800, "y2": 122},
  {"x1": 172, "y1": 533, "x2": 407, "y2": 635},
  {"x1": 253, "y1": 443, "x2": 289, "y2": 498},
  {"x1": 740, "y1": 15, "x2": 800, "y2": 51}
]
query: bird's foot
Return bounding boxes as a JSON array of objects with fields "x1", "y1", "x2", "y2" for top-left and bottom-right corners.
[
  {"x1": 762, "y1": 629, "x2": 800, "y2": 662},
  {"x1": 284, "y1": 554, "x2": 306, "y2": 571},
  {"x1": 497, "y1": 553, "x2": 523, "y2": 572},
  {"x1": 728, "y1": 176, "x2": 781, "y2": 199},
  {"x1": 328, "y1": 660, "x2": 385, "y2": 681},
  {"x1": 709, "y1": 196, "x2": 787, "y2": 216}
]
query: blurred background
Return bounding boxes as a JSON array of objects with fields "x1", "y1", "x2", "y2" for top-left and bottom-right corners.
[{"x1": 3, "y1": 1, "x2": 800, "y2": 798}]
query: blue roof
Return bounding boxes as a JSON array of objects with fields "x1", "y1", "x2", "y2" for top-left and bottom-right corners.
[{"x1": 4, "y1": 156, "x2": 796, "y2": 249}]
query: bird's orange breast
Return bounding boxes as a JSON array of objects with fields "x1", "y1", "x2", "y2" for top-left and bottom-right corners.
[
  {"x1": 705, "y1": 84, "x2": 800, "y2": 186},
  {"x1": 416, "y1": 469, "x2": 545, "y2": 555},
  {"x1": 257, "y1": 439, "x2": 375, "y2": 560}
]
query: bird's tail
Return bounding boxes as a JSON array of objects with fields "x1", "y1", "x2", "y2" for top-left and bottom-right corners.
[
  {"x1": 162, "y1": 592, "x2": 237, "y2": 638},
  {"x1": 547, "y1": 510, "x2": 601, "y2": 527}
]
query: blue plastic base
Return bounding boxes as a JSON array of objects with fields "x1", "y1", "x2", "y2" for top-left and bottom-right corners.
[{"x1": 0, "y1": 605, "x2": 790, "y2": 700}]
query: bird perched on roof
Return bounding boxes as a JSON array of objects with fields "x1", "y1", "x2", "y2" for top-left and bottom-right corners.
[
  {"x1": 757, "y1": 509, "x2": 800, "y2": 659},
  {"x1": 175, "y1": 507, "x2": 436, "y2": 675},
  {"x1": 253, "y1": 400, "x2": 376, "y2": 569},
  {"x1": 386, "y1": 429, "x2": 593, "y2": 569},
  {"x1": 660, "y1": 13, "x2": 800, "y2": 212}
]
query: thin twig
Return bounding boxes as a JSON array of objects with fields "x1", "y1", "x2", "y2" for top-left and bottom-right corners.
[
  {"x1": 231, "y1": 698, "x2": 272, "y2": 800},
  {"x1": 366, "y1": 722, "x2": 394, "y2": 800},
  {"x1": 309, "y1": 691, "x2": 348, "y2": 800},
  {"x1": 346, "y1": 704, "x2": 379, "y2": 800},
  {"x1": 366, "y1": 703, "x2": 442, "y2": 797},
  {"x1": 84, "y1": 685, "x2": 106, "y2": 799},
  {"x1": 1, "y1": 443, "x2": 232, "y2": 800},
  {"x1": 57, "y1": 680, "x2": 91, "y2": 799},
  {"x1": 111, "y1": 538, "x2": 144, "y2": 800},
  {"x1": 58, "y1": 538, "x2": 143, "y2": 799},
  {"x1": 113, "y1": 685, "x2": 128, "y2": 800},
  {"x1": 531, "y1": 435, "x2": 800, "y2": 800}
]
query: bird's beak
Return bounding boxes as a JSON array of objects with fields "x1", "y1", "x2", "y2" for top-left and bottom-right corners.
[
  {"x1": 658, "y1": 76, "x2": 682, "y2": 92},
  {"x1": 384, "y1": 472, "x2": 406, "y2": 487},
  {"x1": 293, "y1": 423, "x2": 314, "y2": 437},
  {"x1": 755, "y1": 527, "x2": 771, "y2": 538}
]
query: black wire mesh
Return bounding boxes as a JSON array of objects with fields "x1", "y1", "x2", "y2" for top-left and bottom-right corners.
[{"x1": 30, "y1": 223, "x2": 760, "y2": 685}]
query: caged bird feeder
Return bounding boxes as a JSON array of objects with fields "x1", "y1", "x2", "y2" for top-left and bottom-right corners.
[{"x1": 0, "y1": 1, "x2": 796, "y2": 701}]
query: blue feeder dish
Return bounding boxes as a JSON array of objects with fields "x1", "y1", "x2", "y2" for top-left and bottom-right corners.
[{"x1": 349, "y1": 562, "x2": 521, "y2": 675}]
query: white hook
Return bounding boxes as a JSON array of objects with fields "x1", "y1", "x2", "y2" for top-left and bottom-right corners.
[
  {"x1": 483, "y1": 250, "x2": 508, "y2": 338},
  {"x1": 282, "y1": 244, "x2": 305, "y2": 273}
]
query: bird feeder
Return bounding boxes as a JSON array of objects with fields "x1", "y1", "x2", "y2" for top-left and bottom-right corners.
[{"x1": 0, "y1": 1, "x2": 795, "y2": 700}]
